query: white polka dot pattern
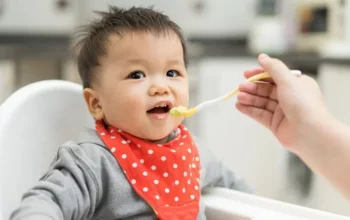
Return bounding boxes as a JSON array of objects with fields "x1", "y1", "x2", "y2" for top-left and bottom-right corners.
[{"x1": 96, "y1": 121, "x2": 201, "y2": 219}]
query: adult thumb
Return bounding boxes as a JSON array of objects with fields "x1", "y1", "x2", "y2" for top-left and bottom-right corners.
[{"x1": 258, "y1": 53, "x2": 295, "y2": 86}]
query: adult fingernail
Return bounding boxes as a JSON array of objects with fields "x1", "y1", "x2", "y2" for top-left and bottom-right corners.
[{"x1": 259, "y1": 53, "x2": 270, "y2": 60}]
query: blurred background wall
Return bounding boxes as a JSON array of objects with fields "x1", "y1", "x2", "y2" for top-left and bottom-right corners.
[{"x1": 1, "y1": 0, "x2": 350, "y2": 216}]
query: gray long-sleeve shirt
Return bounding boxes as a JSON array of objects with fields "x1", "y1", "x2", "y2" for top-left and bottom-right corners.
[{"x1": 10, "y1": 128, "x2": 251, "y2": 220}]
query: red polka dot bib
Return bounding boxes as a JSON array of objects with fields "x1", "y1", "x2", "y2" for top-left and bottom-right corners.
[{"x1": 95, "y1": 120, "x2": 201, "y2": 219}]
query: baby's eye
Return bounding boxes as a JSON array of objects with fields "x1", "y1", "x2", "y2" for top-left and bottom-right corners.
[
  {"x1": 128, "y1": 71, "x2": 145, "y2": 79},
  {"x1": 166, "y1": 70, "x2": 179, "y2": 77}
]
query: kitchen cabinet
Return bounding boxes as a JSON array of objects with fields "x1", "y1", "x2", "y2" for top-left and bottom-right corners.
[
  {"x1": 311, "y1": 61, "x2": 350, "y2": 216},
  {"x1": 81, "y1": 0, "x2": 257, "y2": 38},
  {"x1": 192, "y1": 57, "x2": 287, "y2": 199},
  {"x1": 193, "y1": 56, "x2": 350, "y2": 216},
  {"x1": 0, "y1": 60, "x2": 15, "y2": 103},
  {"x1": 0, "y1": 0, "x2": 78, "y2": 35}
]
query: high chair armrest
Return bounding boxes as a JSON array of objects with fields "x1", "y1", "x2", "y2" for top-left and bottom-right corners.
[{"x1": 202, "y1": 188, "x2": 349, "y2": 220}]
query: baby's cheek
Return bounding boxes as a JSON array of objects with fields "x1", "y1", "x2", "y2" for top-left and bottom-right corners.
[
  {"x1": 180, "y1": 90, "x2": 190, "y2": 106},
  {"x1": 119, "y1": 93, "x2": 141, "y2": 107}
]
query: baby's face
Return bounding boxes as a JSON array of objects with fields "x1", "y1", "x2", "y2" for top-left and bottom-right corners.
[{"x1": 96, "y1": 31, "x2": 188, "y2": 143}]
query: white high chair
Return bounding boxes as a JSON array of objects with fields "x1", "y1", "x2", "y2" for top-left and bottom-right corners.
[
  {"x1": 0, "y1": 80, "x2": 94, "y2": 220},
  {"x1": 0, "y1": 80, "x2": 348, "y2": 220}
]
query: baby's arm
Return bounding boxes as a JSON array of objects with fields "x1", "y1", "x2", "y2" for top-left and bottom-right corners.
[
  {"x1": 194, "y1": 137, "x2": 253, "y2": 193},
  {"x1": 10, "y1": 146, "x2": 100, "y2": 220}
]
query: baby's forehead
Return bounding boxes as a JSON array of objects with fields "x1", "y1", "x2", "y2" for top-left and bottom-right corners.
[
  {"x1": 105, "y1": 30, "x2": 182, "y2": 47},
  {"x1": 102, "y1": 31, "x2": 184, "y2": 62}
]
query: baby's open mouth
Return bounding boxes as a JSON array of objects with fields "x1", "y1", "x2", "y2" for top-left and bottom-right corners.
[{"x1": 147, "y1": 104, "x2": 170, "y2": 114}]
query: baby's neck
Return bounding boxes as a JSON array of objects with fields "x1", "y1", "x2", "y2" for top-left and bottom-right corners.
[{"x1": 149, "y1": 129, "x2": 178, "y2": 144}]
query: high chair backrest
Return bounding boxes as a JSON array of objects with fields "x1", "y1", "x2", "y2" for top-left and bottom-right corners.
[{"x1": 0, "y1": 80, "x2": 94, "y2": 220}]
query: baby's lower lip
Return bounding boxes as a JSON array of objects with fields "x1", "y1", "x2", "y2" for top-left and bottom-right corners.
[{"x1": 147, "y1": 112, "x2": 169, "y2": 120}]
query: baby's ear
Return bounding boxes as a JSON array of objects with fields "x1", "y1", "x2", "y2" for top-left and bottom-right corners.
[{"x1": 83, "y1": 88, "x2": 104, "y2": 120}]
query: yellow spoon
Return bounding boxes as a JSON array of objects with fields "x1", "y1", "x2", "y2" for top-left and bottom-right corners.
[{"x1": 170, "y1": 70, "x2": 301, "y2": 118}]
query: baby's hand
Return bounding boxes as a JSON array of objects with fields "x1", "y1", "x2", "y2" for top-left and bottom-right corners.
[{"x1": 236, "y1": 54, "x2": 330, "y2": 151}]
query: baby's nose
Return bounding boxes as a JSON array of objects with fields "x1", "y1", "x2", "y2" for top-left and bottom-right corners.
[{"x1": 148, "y1": 84, "x2": 170, "y2": 96}]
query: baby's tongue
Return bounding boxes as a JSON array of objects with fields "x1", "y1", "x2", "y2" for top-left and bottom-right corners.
[{"x1": 147, "y1": 107, "x2": 168, "y2": 113}]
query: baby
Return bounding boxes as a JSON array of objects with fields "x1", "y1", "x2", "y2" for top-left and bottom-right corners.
[{"x1": 10, "y1": 6, "x2": 251, "y2": 220}]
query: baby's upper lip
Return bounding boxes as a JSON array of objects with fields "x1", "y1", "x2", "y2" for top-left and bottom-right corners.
[{"x1": 147, "y1": 100, "x2": 174, "y2": 111}]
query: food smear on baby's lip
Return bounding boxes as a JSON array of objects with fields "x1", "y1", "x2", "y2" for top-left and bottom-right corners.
[{"x1": 170, "y1": 106, "x2": 188, "y2": 117}]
